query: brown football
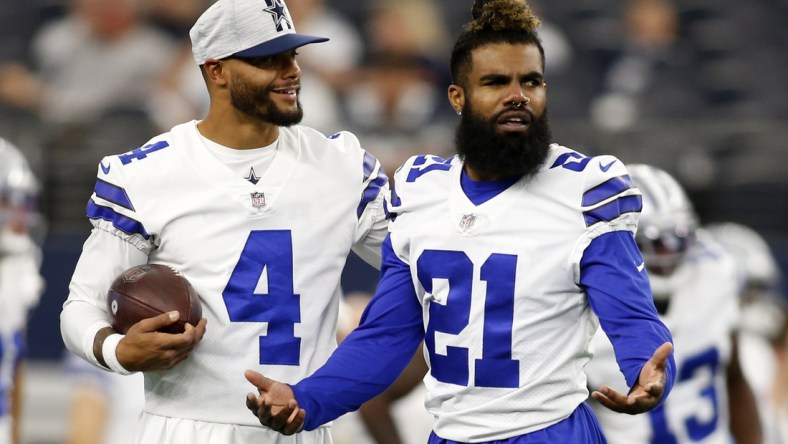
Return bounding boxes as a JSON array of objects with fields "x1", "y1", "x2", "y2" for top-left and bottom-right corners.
[{"x1": 107, "y1": 264, "x2": 202, "y2": 334}]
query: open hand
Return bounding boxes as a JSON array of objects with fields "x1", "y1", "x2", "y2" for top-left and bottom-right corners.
[
  {"x1": 245, "y1": 369, "x2": 305, "y2": 435},
  {"x1": 591, "y1": 342, "x2": 673, "y2": 414}
]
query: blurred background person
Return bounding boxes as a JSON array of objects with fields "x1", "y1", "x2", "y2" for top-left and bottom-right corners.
[
  {"x1": 0, "y1": 138, "x2": 45, "y2": 444},
  {"x1": 0, "y1": 0, "x2": 176, "y2": 126},
  {"x1": 706, "y1": 222, "x2": 788, "y2": 444},
  {"x1": 344, "y1": 0, "x2": 449, "y2": 133},
  {"x1": 141, "y1": 0, "x2": 212, "y2": 134},
  {"x1": 284, "y1": 0, "x2": 365, "y2": 134},
  {"x1": 62, "y1": 353, "x2": 144, "y2": 444},
  {"x1": 342, "y1": 0, "x2": 454, "y2": 180},
  {"x1": 586, "y1": 164, "x2": 763, "y2": 443},
  {"x1": 588, "y1": 0, "x2": 704, "y2": 131},
  {"x1": 286, "y1": 0, "x2": 363, "y2": 92},
  {"x1": 0, "y1": 0, "x2": 178, "y2": 236}
]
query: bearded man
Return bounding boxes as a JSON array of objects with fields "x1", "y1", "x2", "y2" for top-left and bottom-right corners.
[{"x1": 245, "y1": 1, "x2": 677, "y2": 443}]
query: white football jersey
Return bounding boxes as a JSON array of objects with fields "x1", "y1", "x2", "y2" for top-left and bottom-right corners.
[
  {"x1": 0, "y1": 235, "x2": 43, "y2": 444},
  {"x1": 387, "y1": 145, "x2": 641, "y2": 441},
  {"x1": 60, "y1": 121, "x2": 388, "y2": 428},
  {"x1": 586, "y1": 232, "x2": 740, "y2": 443},
  {"x1": 0, "y1": 235, "x2": 43, "y2": 333}
]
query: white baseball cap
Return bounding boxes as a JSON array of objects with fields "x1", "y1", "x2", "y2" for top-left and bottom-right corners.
[{"x1": 190, "y1": 0, "x2": 329, "y2": 65}]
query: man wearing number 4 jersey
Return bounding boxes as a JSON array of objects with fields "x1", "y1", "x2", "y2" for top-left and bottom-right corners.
[
  {"x1": 245, "y1": 1, "x2": 676, "y2": 443},
  {"x1": 586, "y1": 165, "x2": 763, "y2": 444},
  {"x1": 59, "y1": 0, "x2": 389, "y2": 443}
]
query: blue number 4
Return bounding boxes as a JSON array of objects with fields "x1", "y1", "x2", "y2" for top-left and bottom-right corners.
[
  {"x1": 119, "y1": 141, "x2": 170, "y2": 165},
  {"x1": 223, "y1": 231, "x2": 301, "y2": 365},
  {"x1": 418, "y1": 250, "x2": 519, "y2": 388}
]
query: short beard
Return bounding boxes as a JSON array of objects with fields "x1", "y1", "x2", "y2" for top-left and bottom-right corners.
[
  {"x1": 230, "y1": 74, "x2": 303, "y2": 127},
  {"x1": 455, "y1": 104, "x2": 552, "y2": 179}
]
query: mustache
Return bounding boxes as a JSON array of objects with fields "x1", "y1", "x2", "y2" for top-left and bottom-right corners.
[
  {"x1": 269, "y1": 82, "x2": 301, "y2": 90},
  {"x1": 492, "y1": 107, "x2": 534, "y2": 125}
]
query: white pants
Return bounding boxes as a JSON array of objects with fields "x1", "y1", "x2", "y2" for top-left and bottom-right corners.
[
  {"x1": 0, "y1": 416, "x2": 10, "y2": 444},
  {"x1": 137, "y1": 412, "x2": 334, "y2": 444}
]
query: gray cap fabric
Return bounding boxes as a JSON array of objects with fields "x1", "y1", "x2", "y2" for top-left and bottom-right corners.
[{"x1": 190, "y1": 0, "x2": 328, "y2": 65}]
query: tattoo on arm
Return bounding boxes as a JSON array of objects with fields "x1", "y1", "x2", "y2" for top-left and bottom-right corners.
[{"x1": 93, "y1": 326, "x2": 116, "y2": 369}]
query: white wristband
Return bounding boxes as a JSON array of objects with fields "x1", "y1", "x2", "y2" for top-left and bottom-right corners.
[{"x1": 102, "y1": 333, "x2": 134, "y2": 375}]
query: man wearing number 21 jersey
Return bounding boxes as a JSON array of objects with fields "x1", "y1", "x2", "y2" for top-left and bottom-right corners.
[
  {"x1": 245, "y1": 1, "x2": 676, "y2": 443},
  {"x1": 59, "y1": 0, "x2": 388, "y2": 443}
]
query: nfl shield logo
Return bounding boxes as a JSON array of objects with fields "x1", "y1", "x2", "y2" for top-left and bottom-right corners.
[
  {"x1": 459, "y1": 214, "x2": 477, "y2": 231},
  {"x1": 250, "y1": 191, "x2": 266, "y2": 209}
]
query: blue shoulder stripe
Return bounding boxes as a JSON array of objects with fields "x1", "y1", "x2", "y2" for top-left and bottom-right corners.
[
  {"x1": 357, "y1": 171, "x2": 388, "y2": 219},
  {"x1": 86, "y1": 200, "x2": 150, "y2": 239},
  {"x1": 362, "y1": 151, "x2": 377, "y2": 182},
  {"x1": 583, "y1": 195, "x2": 642, "y2": 227},
  {"x1": 582, "y1": 175, "x2": 634, "y2": 207},
  {"x1": 94, "y1": 178, "x2": 135, "y2": 211},
  {"x1": 406, "y1": 155, "x2": 452, "y2": 183}
]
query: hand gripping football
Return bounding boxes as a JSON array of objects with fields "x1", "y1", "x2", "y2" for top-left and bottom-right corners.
[{"x1": 107, "y1": 264, "x2": 202, "y2": 334}]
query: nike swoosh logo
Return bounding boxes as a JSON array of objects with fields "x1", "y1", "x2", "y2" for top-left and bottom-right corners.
[
  {"x1": 100, "y1": 162, "x2": 111, "y2": 174},
  {"x1": 637, "y1": 262, "x2": 646, "y2": 272},
  {"x1": 599, "y1": 160, "x2": 616, "y2": 172}
]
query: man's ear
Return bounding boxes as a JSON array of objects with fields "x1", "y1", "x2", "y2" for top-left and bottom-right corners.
[
  {"x1": 448, "y1": 83, "x2": 465, "y2": 115},
  {"x1": 203, "y1": 59, "x2": 229, "y2": 86}
]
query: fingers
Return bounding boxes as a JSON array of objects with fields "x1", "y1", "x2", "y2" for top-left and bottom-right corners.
[
  {"x1": 261, "y1": 397, "x2": 303, "y2": 435},
  {"x1": 244, "y1": 369, "x2": 271, "y2": 391},
  {"x1": 650, "y1": 342, "x2": 673, "y2": 368},
  {"x1": 135, "y1": 311, "x2": 181, "y2": 333},
  {"x1": 193, "y1": 318, "x2": 208, "y2": 341},
  {"x1": 244, "y1": 373, "x2": 304, "y2": 435},
  {"x1": 591, "y1": 385, "x2": 631, "y2": 413},
  {"x1": 283, "y1": 401, "x2": 306, "y2": 435},
  {"x1": 640, "y1": 379, "x2": 665, "y2": 399},
  {"x1": 592, "y1": 384, "x2": 655, "y2": 415},
  {"x1": 265, "y1": 397, "x2": 290, "y2": 432},
  {"x1": 246, "y1": 392, "x2": 261, "y2": 413},
  {"x1": 181, "y1": 318, "x2": 207, "y2": 343},
  {"x1": 118, "y1": 313, "x2": 205, "y2": 371}
]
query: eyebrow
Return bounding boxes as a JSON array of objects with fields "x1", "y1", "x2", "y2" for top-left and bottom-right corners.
[{"x1": 478, "y1": 71, "x2": 544, "y2": 82}]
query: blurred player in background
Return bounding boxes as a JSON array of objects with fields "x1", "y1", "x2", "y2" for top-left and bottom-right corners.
[
  {"x1": 245, "y1": 1, "x2": 675, "y2": 442},
  {"x1": 706, "y1": 222, "x2": 788, "y2": 444},
  {"x1": 59, "y1": 0, "x2": 388, "y2": 443},
  {"x1": 63, "y1": 352, "x2": 144, "y2": 444},
  {"x1": 0, "y1": 138, "x2": 45, "y2": 444},
  {"x1": 586, "y1": 164, "x2": 763, "y2": 444}
]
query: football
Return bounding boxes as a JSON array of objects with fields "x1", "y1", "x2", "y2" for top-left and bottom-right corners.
[{"x1": 107, "y1": 264, "x2": 202, "y2": 334}]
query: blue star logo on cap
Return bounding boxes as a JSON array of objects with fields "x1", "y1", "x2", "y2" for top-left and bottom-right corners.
[{"x1": 263, "y1": 0, "x2": 292, "y2": 32}]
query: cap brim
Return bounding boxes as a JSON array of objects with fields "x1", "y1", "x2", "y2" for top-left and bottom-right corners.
[{"x1": 234, "y1": 33, "x2": 329, "y2": 59}]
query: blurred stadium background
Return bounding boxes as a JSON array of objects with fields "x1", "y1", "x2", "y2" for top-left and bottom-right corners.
[{"x1": 1, "y1": 0, "x2": 786, "y2": 442}]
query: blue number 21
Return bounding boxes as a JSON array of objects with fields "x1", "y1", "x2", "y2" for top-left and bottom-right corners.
[
  {"x1": 417, "y1": 250, "x2": 519, "y2": 388},
  {"x1": 223, "y1": 231, "x2": 301, "y2": 365}
]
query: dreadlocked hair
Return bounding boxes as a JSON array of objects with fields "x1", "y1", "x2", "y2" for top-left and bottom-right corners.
[{"x1": 451, "y1": 0, "x2": 545, "y2": 86}]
